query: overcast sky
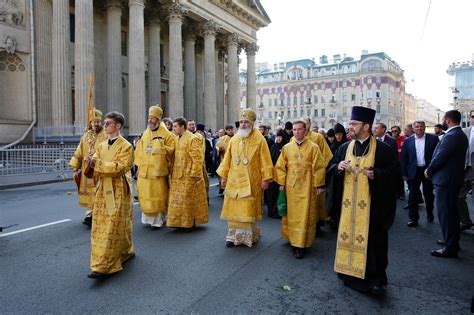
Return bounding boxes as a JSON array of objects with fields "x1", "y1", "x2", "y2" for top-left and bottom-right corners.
[{"x1": 245, "y1": 0, "x2": 474, "y2": 111}]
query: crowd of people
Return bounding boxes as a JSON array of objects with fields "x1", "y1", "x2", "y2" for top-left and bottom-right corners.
[{"x1": 69, "y1": 105, "x2": 472, "y2": 297}]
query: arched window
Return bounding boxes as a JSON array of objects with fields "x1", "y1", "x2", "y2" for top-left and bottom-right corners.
[{"x1": 361, "y1": 59, "x2": 383, "y2": 72}]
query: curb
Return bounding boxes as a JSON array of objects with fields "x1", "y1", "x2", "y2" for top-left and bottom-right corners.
[{"x1": 0, "y1": 178, "x2": 73, "y2": 191}]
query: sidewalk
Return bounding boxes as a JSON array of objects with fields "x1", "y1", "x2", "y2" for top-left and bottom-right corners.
[{"x1": 0, "y1": 172, "x2": 72, "y2": 190}]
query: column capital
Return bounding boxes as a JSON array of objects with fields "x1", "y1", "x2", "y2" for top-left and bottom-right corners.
[
  {"x1": 146, "y1": 7, "x2": 161, "y2": 25},
  {"x1": 107, "y1": 0, "x2": 122, "y2": 11},
  {"x1": 226, "y1": 33, "x2": 240, "y2": 46},
  {"x1": 245, "y1": 42, "x2": 258, "y2": 55},
  {"x1": 183, "y1": 23, "x2": 197, "y2": 41},
  {"x1": 164, "y1": 3, "x2": 187, "y2": 23},
  {"x1": 129, "y1": 0, "x2": 145, "y2": 7},
  {"x1": 200, "y1": 20, "x2": 219, "y2": 38},
  {"x1": 195, "y1": 39, "x2": 204, "y2": 54}
]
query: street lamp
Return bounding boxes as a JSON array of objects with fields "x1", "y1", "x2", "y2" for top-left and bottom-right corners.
[{"x1": 452, "y1": 87, "x2": 459, "y2": 109}]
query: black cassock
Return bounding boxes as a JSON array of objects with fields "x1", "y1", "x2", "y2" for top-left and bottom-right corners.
[
  {"x1": 265, "y1": 142, "x2": 285, "y2": 218},
  {"x1": 326, "y1": 138, "x2": 398, "y2": 292}
]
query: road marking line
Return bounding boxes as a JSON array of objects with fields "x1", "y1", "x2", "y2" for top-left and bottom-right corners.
[
  {"x1": 133, "y1": 201, "x2": 139, "y2": 205},
  {"x1": 210, "y1": 183, "x2": 219, "y2": 187},
  {"x1": 0, "y1": 219, "x2": 71, "y2": 237}
]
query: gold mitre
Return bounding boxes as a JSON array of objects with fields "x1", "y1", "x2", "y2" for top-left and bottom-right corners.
[
  {"x1": 94, "y1": 109, "x2": 103, "y2": 120},
  {"x1": 148, "y1": 105, "x2": 163, "y2": 119},
  {"x1": 240, "y1": 108, "x2": 256, "y2": 122}
]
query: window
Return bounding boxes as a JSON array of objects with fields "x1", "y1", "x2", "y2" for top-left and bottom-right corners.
[
  {"x1": 268, "y1": 99, "x2": 271, "y2": 107},
  {"x1": 376, "y1": 104, "x2": 381, "y2": 113},
  {"x1": 307, "y1": 97, "x2": 312, "y2": 104},
  {"x1": 342, "y1": 80, "x2": 347, "y2": 88},
  {"x1": 287, "y1": 110, "x2": 291, "y2": 117},
  {"x1": 332, "y1": 80, "x2": 337, "y2": 89},
  {"x1": 343, "y1": 107, "x2": 347, "y2": 116},
  {"x1": 121, "y1": 31, "x2": 127, "y2": 56},
  {"x1": 351, "y1": 79, "x2": 356, "y2": 86},
  {"x1": 367, "y1": 76, "x2": 372, "y2": 84},
  {"x1": 342, "y1": 66, "x2": 349, "y2": 74},
  {"x1": 274, "y1": 98, "x2": 278, "y2": 106},
  {"x1": 321, "y1": 96, "x2": 325, "y2": 103},
  {"x1": 376, "y1": 91, "x2": 381, "y2": 98},
  {"x1": 351, "y1": 65, "x2": 357, "y2": 73},
  {"x1": 314, "y1": 109, "x2": 318, "y2": 117},
  {"x1": 342, "y1": 94, "x2": 347, "y2": 102},
  {"x1": 351, "y1": 93, "x2": 356, "y2": 101},
  {"x1": 321, "y1": 108, "x2": 326, "y2": 116},
  {"x1": 361, "y1": 59, "x2": 383, "y2": 72},
  {"x1": 293, "y1": 96, "x2": 297, "y2": 105},
  {"x1": 307, "y1": 109, "x2": 311, "y2": 116},
  {"x1": 314, "y1": 95, "x2": 318, "y2": 103},
  {"x1": 287, "y1": 97, "x2": 291, "y2": 106},
  {"x1": 320, "y1": 81, "x2": 325, "y2": 89},
  {"x1": 376, "y1": 76, "x2": 381, "y2": 84},
  {"x1": 300, "y1": 109, "x2": 304, "y2": 117},
  {"x1": 70, "y1": 14, "x2": 75, "y2": 43},
  {"x1": 269, "y1": 111, "x2": 272, "y2": 119},
  {"x1": 321, "y1": 121, "x2": 325, "y2": 128},
  {"x1": 300, "y1": 95, "x2": 304, "y2": 105},
  {"x1": 367, "y1": 90, "x2": 373, "y2": 98},
  {"x1": 293, "y1": 110, "x2": 297, "y2": 118},
  {"x1": 280, "y1": 99, "x2": 284, "y2": 106},
  {"x1": 269, "y1": 87, "x2": 273, "y2": 94}
]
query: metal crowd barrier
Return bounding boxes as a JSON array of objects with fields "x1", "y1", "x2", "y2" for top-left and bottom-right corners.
[{"x1": 0, "y1": 144, "x2": 76, "y2": 176}]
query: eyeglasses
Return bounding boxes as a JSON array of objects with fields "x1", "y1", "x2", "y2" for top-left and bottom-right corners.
[
  {"x1": 471, "y1": 115, "x2": 474, "y2": 118},
  {"x1": 104, "y1": 121, "x2": 117, "y2": 127}
]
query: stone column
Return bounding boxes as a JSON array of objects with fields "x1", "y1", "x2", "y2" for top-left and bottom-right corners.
[
  {"x1": 226, "y1": 33, "x2": 240, "y2": 125},
  {"x1": 195, "y1": 43, "x2": 204, "y2": 123},
  {"x1": 147, "y1": 9, "x2": 161, "y2": 107},
  {"x1": 106, "y1": 0, "x2": 122, "y2": 113},
  {"x1": 165, "y1": 3, "x2": 186, "y2": 118},
  {"x1": 51, "y1": 0, "x2": 72, "y2": 126},
  {"x1": 245, "y1": 42, "x2": 258, "y2": 110},
  {"x1": 36, "y1": 0, "x2": 53, "y2": 127},
  {"x1": 216, "y1": 49, "x2": 225, "y2": 129},
  {"x1": 74, "y1": 0, "x2": 95, "y2": 128},
  {"x1": 184, "y1": 29, "x2": 196, "y2": 120},
  {"x1": 201, "y1": 21, "x2": 218, "y2": 131},
  {"x1": 128, "y1": 0, "x2": 146, "y2": 136}
]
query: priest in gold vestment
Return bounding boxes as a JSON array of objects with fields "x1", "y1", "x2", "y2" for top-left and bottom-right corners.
[
  {"x1": 86, "y1": 111, "x2": 135, "y2": 279},
  {"x1": 217, "y1": 109, "x2": 273, "y2": 247},
  {"x1": 167, "y1": 117, "x2": 208, "y2": 229},
  {"x1": 327, "y1": 106, "x2": 396, "y2": 295},
  {"x1": 275, "y1": 120, "x2": 326, "y2": 259},
  {"x1": 69, "y1": 109, "x2": 108, "y2": 227},
  {"x1": 134, "y1": 106, "x2": 175, "y2": 229}
]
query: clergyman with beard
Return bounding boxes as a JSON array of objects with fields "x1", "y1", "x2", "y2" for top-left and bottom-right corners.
[
  {"x1": 217, "y1": 109, "x2": 273, "y2": 248},
  {"x1": 70, "y1": 109, "x2": 108, "y2": 227},
  {"x1": 134, "y1": 105, "x2": 175, "y2": 229}
]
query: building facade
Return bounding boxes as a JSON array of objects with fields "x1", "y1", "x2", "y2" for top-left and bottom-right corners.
[
  {"x1": 403, "y1": 93, "x2": 417, "y2": 127},
  {"x1": 415, "y1": 98, "x2": 443, "y2": 127},
  {"x1": 240, "y1": 52, "x2": 408, "y2": 130},
  {"x1": 0, "y1": 0, "x2": 270, "y2": 144},
  {"x1": 447, "y1": 55, "x2": 474, "y2": 127}
]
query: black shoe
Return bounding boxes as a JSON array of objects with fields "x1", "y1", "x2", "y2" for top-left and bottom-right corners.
[
  {"x1": 87, "y1": 272, "x2": 109, "y2": 279},
  {"x1": 460, "y1": 223, "x2": 473, "y2": 231},
  {"x1": 82, "y1": 216, "x2": 92, "y2": 227},
  {"x1": 134, "y1": 196, "x2": 138, "y2": 201},
  {"x1": 226, "y1": 241, "x2": 235, "y2": 248},
  {"x1": 427, "y1": 215, "x2": 434, "y2": 223},
  {"x1": 371, "y1": 285, "x2": 386, "y2": 296},
  {"x1": 219, "y1": 189, "x2": 224, "y2": 195},
  {"x1": 293, "y1": 248, "x2": 305, "y2": 259},
  {"x1": 431, "y1": 247, "x2": 458, "y2": 258},
  {"x1": 403, "y1": 203, "x2": 409, "y2": 210},
  {"x1": 407, "y1": 221, "x2": 418, "y2": 227},
  {"x1": 436, "y1": 240, "x2": 446, "y2": 246}
]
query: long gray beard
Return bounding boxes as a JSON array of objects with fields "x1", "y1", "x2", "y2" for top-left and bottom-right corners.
[
  {"x1": 148, "y1": 122, "x2": 159, "y2": 131},
  {"x1": 237, "y1": 128, "x2": 252, "y2": 138}
]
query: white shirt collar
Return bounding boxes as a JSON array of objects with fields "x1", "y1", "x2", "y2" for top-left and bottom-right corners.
[
  {"x1": 358, "y1": 135, "x2": 370, "y2": 144},
  {"x1": 415, "y1": 133, "x2": 426, "y2": 140},
  {"x1": 446, "y1": 125, "x2": 461, "y2": 134}
]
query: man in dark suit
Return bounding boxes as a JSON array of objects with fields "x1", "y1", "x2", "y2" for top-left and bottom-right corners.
[
  {"x1": 374, "y1": 123, "x2": 398, "y2": 159},
  {"x1": 425, "y1": 110, "x2": 468, "y2": 258},
  {"x1": 457, "y1": 111, "x2": 474, "y2": 231},
  {"x1": 400, "y1": 120, "x2": 439, "y2": 227}
]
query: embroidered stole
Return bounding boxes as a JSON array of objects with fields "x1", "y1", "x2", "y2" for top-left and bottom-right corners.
[
  {"x1": 102, "y1": 137, "x2": 124, "y2": 211},
  {"x1": 334, "y1": 136, "x2": 376, "y2": 279}
]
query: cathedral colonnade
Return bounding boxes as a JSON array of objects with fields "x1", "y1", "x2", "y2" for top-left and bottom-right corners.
[{"x1": 35, "y1": 0, "x2": 268, "y2": 136}]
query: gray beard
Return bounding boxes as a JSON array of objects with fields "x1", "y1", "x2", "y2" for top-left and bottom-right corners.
[
  {"x1": 148, "y1": 123, "x2": 159, "y2": 131},
  {"x1": 237, "y1": 128, "x2": 252, "y2": 138}
]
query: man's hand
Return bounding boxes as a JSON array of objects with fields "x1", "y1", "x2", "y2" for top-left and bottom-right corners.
[
  {"x1": 220, "y1": 178, "x2": 227, "y2": 188},
  {"x1": 261, "y1": 181, "x2": 269, "y2": 190},
  {"x1": 424, "y1": 169, "x2": 431, "y2": 180},
  {"x1": 402, "y1": 176, "x2": 408, "y2": 181},
  {"x1": 366, "y1": 168, "x2": 374, "y2": 180},
  {"x1": 317, "y1": 187, "x2": 326, "y2": 195},
  {"x1": 338, "y1": 160, "x2": 351, "y2": 172},
  {"x1": 73, "y1": 169, "x2": 81, "y2": 178},
  {"x1": 279, "y1": 185, "x2": 285, "y2": 191}
]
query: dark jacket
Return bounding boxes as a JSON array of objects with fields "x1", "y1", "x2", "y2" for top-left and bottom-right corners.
[
  {"x1": 427, "y1": 126, "x2": 468, "y2": 188},
  {"x1": 400, "y1": 133, "x2": 439, "y2": 180}
]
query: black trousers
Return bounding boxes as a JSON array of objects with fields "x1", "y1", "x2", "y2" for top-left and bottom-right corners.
[
  {"x1": 407, "y1": 167, "x2": 434, "y2": 222},
  {"x1": 435, "y1": 185, "x2": 461, "y2": 252}
]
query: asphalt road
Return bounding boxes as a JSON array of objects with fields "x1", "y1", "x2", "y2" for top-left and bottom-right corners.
[{"x1": 1, "y1": 179, "x2": 473, "y2": 314}]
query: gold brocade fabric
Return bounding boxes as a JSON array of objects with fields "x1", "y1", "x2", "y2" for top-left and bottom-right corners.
[
  {"x1": 217, "y1": 128, "x2": 273, "y2": 225},
  {"x1": 275, "y1": 139, "x2": 325, "y2": 248},
  {"x1": 90, "y1": 137, "x2": 135, "y2": 274},
  {"x1": 334, "y1": 137, "x2": 376, "y2": 279},
  {"x1": 134, "y1": 123, "x2": 175, "y2": 215},
  {"x1": 69, "y1": 129, "x2": 107, "y2": 210},
  {"x1": 167, "y1": 131, "x2": 209, "y2": 228},
  {"x1": 226, "y1": 221, "x2": 260, "y2": 247}
]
